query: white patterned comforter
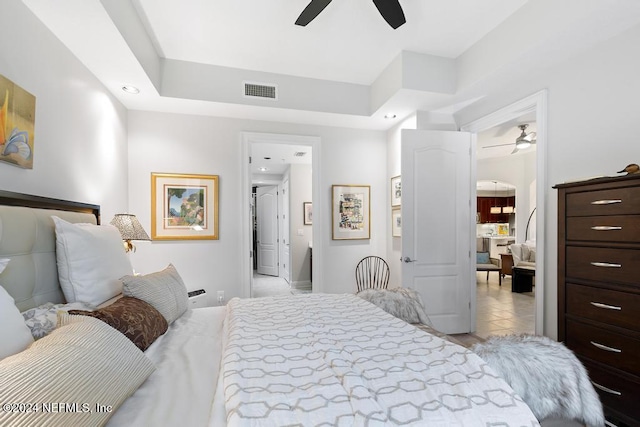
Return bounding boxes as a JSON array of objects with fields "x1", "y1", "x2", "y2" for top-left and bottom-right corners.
[{"x1": 223, "y1": 294, "x2": 539, "y2": 426}]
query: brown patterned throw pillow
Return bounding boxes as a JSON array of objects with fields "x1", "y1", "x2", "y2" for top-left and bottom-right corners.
[{"x1": 69, "y1": 296, "x2": 168, "y2": 351}]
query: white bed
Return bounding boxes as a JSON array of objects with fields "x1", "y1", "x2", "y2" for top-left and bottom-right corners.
[{"x1": 0, "y1": 191, "x2": 540, "y2": 426}]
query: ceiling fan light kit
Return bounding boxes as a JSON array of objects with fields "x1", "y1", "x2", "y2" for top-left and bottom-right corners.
[
  {"x1": 484, "y1": 123, "x2": 537, "y2": 154},
  {"x1": 295, "y1": 0, "x2": 406, "y2": 29}
]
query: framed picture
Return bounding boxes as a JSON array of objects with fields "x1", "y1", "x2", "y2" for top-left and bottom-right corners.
[
  {"x1": 151, "y1": 173, "x2": 219, "y2": 240},
  {"x1": 332, "y1": 184, "x2": 370, "y2": 240},
  {"x1": 303, "y1": 202, "x2": 313, "y2": 225},
  {"x1": 392, "y1": 208, "x2": 401, "y2": 237},
  {"x1": 0, "y1": 74, "x2": 36, "y2": 169},
  {"x1": 391, "y1": 175, "x2": 401, "y2": 206}
]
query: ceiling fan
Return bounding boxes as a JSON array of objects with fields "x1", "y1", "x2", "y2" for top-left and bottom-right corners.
[
  {"x1": 484, "y1": 124, "x2": 537, "y2": 154},
  {"x1": 295, "y1": 0, "x2": 406, "y2": 29}
]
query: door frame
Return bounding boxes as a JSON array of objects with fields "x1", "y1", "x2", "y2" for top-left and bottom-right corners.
[
  {"x1": 241, "y1": 132, "x2": 322, "y2": 298},
  {"x1": 460, "y1": 89, "x2": 547, "y2": 335}
]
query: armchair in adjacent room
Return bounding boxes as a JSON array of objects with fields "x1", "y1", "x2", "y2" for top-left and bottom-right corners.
[{"x1": 476, "y1": 251, "x2": 502, "y2": 285}]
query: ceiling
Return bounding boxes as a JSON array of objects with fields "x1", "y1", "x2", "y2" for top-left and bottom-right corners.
[
  {"x1": 21, "y1": 1, "x2": 640, "y2": 131},
  {"x1": 133, "y1": 0, "x2": 525, "y2": 85},
  {"x1": 251, "y1": 143, "x2": 312, "y2": 178}
]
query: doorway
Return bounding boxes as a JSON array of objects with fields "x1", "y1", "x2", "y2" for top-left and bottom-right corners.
[
  {"x1": 461, "y1": 90, "x2": 547, "y2": 336},
  {"x1": 241, "y1": 132, "x2": 322, "y2": 299}
]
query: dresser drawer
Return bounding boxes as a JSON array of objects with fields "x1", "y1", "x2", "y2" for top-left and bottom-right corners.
[
  {"x1": 567, "y1": 186, "x2": 640, "y2": 217},
  {"x1": 580, "y1": 358, "x2": 640, "y2": 426},
  {"x1": 566, "y1": 246, "x2": 640, "y2": 287},
  {"x1": 566, "y1": 284, "x2": 640, "y2": 332},
  {"x1": 566, "y1": 320, "x2": 640, "y2": 377},
  {"x1": 567, "y1": 216, "x2": 640, "y2": 243}
]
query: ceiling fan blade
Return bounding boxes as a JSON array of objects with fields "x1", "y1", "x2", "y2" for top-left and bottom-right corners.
[
  {"x1": 372, "y1": 0, "x2": 406, "y2": 29},
  {"x1": 524, "y1": 131, "x2": 536, "y2": 141},
  {"x1": 483, "y1": 142, "x2": 514, "y2": 149},
  {"x1": 295, "y1": 0, "x2": 332, "y2": 26},
  {"x1": 511, "y1": 146, "x2": 520, "y2": 154}
]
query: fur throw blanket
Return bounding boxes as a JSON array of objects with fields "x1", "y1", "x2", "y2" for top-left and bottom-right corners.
[
  {"x1": 471, "y1": 334, "x2": 604, "y2": 427},
  {"x1": 356, "y1": 287, "x2": 430, "y2": 325}
]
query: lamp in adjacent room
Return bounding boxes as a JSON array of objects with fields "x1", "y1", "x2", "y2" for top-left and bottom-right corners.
[
  {"x1": 490, "y1": 181, "x2": 502, "y2": 214},
  {"x1": 110, "y1": 214, "x2": 150, "y2": 252}
]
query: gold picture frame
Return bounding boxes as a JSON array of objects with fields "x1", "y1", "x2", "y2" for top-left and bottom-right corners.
[
  {"x1": 332, "y1": 184, "x2": 370, "y2": 240},
  {"x1": 151, "y1": 173, "x2": 219, "y2": 240}
]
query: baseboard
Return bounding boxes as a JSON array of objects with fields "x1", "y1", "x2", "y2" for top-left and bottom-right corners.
[{"x1": 291, "y1": 280, "x2": 311, "y2": 290}]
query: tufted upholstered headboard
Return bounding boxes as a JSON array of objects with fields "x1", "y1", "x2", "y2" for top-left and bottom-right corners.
[{"x1": 0, "y1": 190, "x2": 100, "y2": 312}]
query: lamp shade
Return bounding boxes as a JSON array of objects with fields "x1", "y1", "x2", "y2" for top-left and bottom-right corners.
[
  {"x1": 110, "y1": 214, "x2": 150, "y2": 241},
  {"x1": 502, "y1": 206, "x2": 514, "y2": 214},
  {"x1": 490, "y1": 206, "x2": 502, "y2": 214}
]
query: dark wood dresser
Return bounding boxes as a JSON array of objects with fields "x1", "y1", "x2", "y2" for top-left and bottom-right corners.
[{"x1": 555, "y1": 174, "x2": 640, "y2": 427}]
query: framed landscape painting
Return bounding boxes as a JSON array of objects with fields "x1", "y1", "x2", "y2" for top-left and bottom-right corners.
[
  {"x1": 151, "y1": 173, "x2": 219, "y2": 240},
  {"x1": 332, "y1": 184, "x2": 370, "y2": 240}
]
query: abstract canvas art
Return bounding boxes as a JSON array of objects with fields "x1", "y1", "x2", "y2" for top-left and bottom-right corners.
[{"x1": 0, "y1": 74, "x2": 35, "y2": 169}]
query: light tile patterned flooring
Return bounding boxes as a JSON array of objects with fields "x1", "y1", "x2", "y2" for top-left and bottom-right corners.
[
  {"x1": 251, "y1": 272, "x2": 312, "y2": 298},
  {"x1": 474, "y1": 272, "x2": 535, "y2": 339},
  {"x1": 251, "y1": 272, "x2": 292, "y2": 298}
]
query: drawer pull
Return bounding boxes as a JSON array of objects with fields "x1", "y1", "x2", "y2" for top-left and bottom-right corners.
[
  {"x1": 590, "y1": 199, "x2": 622, "y2": 205},
  {"x1": 590, "y1": 341, "x2": 622, "y2": 353},
  {"x1": 590, "y1": 302, "x2": 622, "y2": 311},
  {"x1": 590, "y1": 262, "x2": 622, "y2": 268},
  {"x1": 592, "y1": 381, "x2": 622, "y2": 396},
  {"x1": 590, "y1": 226, "x2": 622, "y2": 231}
]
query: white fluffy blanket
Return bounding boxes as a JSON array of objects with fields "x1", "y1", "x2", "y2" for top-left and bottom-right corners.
[
  {"x1": 356, "y1": 287, "x2": 430, "y2": 324},
  {"x1": 472, "y1": 334, "x2": 604, "y2": 427}
]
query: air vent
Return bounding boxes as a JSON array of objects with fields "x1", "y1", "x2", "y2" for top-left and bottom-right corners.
[
  {"x1": 243, "y1": 82, "x2": 277, "y2": 100},
  {"x1": 293, "y1": 151, "x2": 307, "y2": 157}
]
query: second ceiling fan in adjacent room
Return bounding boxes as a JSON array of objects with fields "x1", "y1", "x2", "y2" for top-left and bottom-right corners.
[{"x1": 484, "y1": 124, "x2": 537, "y2": 155}]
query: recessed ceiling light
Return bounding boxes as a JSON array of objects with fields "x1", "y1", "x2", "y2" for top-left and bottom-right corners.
[
  {"x1": 259, "y1": 167, "x2": 268, "y2": 172},
  {"x1": 384, "y1": 114, "x2": 397, "y2": 119},
  {"x1": 122, "y1": 85, "x2": 140, "y2": 94}
]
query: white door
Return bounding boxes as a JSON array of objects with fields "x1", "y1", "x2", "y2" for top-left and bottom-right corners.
[
  {"x1": 281, "y1": 178, "x2": 291, "y2": 283},
  {"x1": 401, "y1": 129, "x2": 473, "y2": 334},
  {"x1": 256, "y1": 186, "x2": 278, "y2": 276}
]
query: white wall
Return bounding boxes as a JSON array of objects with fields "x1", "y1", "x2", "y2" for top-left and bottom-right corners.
[
  {"x1": 456, "y1": 23, "x2": 640, "y2": 339},
  {"x1": 0, "y1": 0, "x2": 128, "y2": 220},
  {"x1": 127, "y1": 111, "x2": 387, "y2": 303},
  {"x1": 289, "y1": 163, "x2": 312, "y2": 286}
]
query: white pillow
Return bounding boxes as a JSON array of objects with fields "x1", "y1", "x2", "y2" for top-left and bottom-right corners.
[
  {"x1": 53, "y1": 216, "x2": 133, "y2": 306},
  {"x1": 0, "y1": 314, "x2": 155, "y2": 427},
  {"x1": 121, "y1": 264, "x2": 189, "y2": 324},
  {"x1": 0, "y1": 285, "x2": 34, "y2": 360}
]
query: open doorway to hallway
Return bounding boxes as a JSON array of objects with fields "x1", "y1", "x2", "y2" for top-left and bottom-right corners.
[
  {"x1": 249, "y1": 141, "x2": 313, "y2": 298},
  {"x1": 463, "y1": 90, "x2": 547, "y2": 337}
]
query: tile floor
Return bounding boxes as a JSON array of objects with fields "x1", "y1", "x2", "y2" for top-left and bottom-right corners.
[
  {"x1": 474, "y1": 271, "x2": 535, "y2": 339},
  {"x1": 251, "y1": 272, "x2": 312, "y2": 298},
  {"x1": 251, "y1": 272, "x2": 292, "y2": 298}
]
